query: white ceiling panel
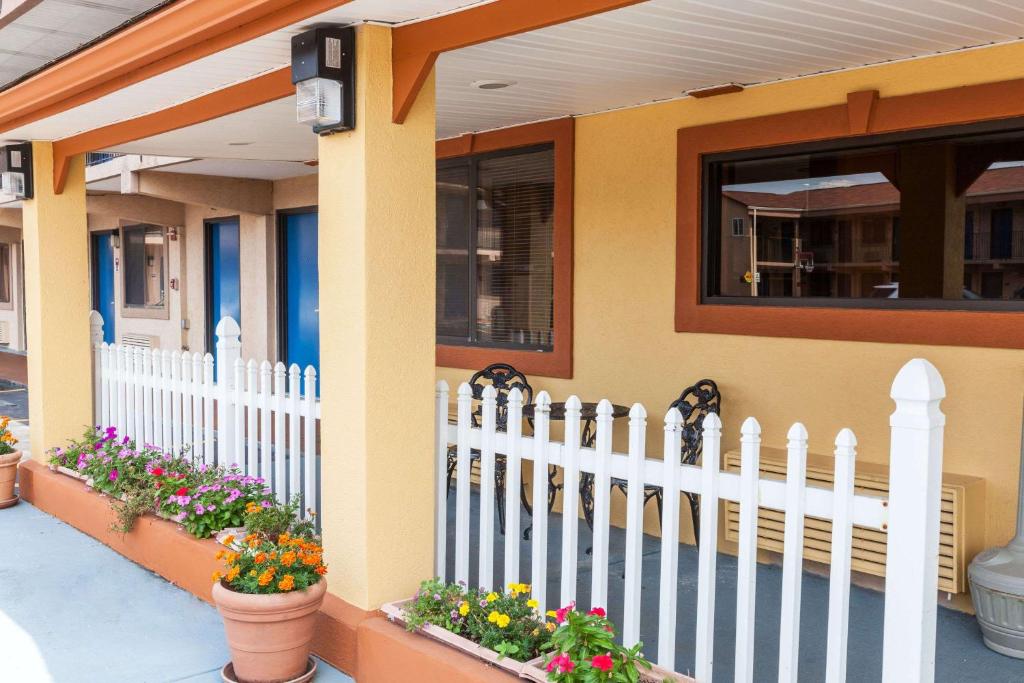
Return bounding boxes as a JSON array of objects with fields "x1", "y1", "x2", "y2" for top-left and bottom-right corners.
[
  {"x1": 434, "y1": 0, "x2": 1024, "y2": 137},
  {"x1": 146, "y1": 158, "x2": 318, "y2": 181}
]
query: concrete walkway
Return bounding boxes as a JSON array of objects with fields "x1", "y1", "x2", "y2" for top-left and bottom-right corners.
[{"x1": 0, "y1": 501, "x2": 353, "y2": 683}]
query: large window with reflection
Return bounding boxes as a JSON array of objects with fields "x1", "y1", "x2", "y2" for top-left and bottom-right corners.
[
  {"x1": 437, "y1": 145, "x2": 555, "y2": 350},
  {"x1": 704, "y1": 127, "x2": 1024, "y2": 309}
]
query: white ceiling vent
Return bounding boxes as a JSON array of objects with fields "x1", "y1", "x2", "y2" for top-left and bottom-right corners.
[{"x1": 120, "y1": 333, "x2": 156, "y2": 349}]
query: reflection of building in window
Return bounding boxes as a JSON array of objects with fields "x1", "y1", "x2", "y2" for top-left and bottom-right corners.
[
  {"x1": 123, "y1": 224, "x2": 166, "y2": 308},
  {"x1": 436, "y1": 146, "x2": 555, "y2": 350},
  {"x1": 0, "y1": 243, "x2": 11, "y2": 306},
  {"x1": 712, "y1": 151, "x2": 1024, "y2": 303}
]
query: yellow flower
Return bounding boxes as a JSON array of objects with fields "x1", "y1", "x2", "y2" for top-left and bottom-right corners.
[
  {"x1": 527, "y1": 598, "x2": 539, "y2": 609},
  {"x1": 486, "y1": 592, "x2": 498, "y2": 603},
  {"x1": 226, "y1": 565, "x2": 240, "y2": 582},
  {"x1": 545, "y1": 622, "x2": 556, "y2": 632},
  {"x1": 546, "y1": 610, "x2": 558, "y2": 619},
  {"x1": 222, "y1": 534, "x2": 235, "y2": 546},
  {"x1": 215, "y1": 550, "x2": 225, "y2": 560},
  {"x1": 487, "y1": 611, "x2": 499, "y2": 624},
  {"x1": 458, "y1": 601, "x2": 470, "y2": 617},
  {"x1": 211, "y1": 571, "x2": 222, "y2": 583},
  {"x1": 496, "y1": 614, "x2": 511, "y2": 629}
]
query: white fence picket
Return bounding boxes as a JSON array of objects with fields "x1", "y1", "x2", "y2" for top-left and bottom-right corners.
[
  {"x1": 657, "y1": 407, "x2": 683, "y2": 671},
  {"x1": 191, "y1": 352, "x2": 203, "y2": 462},
  {"x1": 246, "y1": 360, "x2": 259, "y2": 476},
  {"x1": 171, "y1": 350, "x2": 182, "y2": 454},
  {"x1": 695, "y1": 412, "x2": 722, "y2": 682},
  {"x1": 530, "y1": 392, "x2": 552, "y2": 616},
  {"x1": 734, "y1": 417, "x2": 762, "y2": 683},
  {"x1": 288, "y1": 364, "x2": 301, "y2": 501},
  {"x1": 303, "y1": 366, "x2": 317, "y2": 518},
  {"x1": 778, "y1": 423, "x2": 809, "y2": 683},
  {"x1": 142, "y1": 348, "x2": 153, "y2": 445},
  {"x1": 504, "y1": 387, "x2": 524, "y2": 587},
  {"x1": 560, "y1": 396, "x2": 582, "y2": 608},
  {"x1": 825, "y1": 429, "x2": 857, "y2": 683},
  {"x1": 454, "y1": 383, "x2": 472, "y2": 586},
  {"x1": 273, "y1": 362, "x2": 286, "y2": 501},
  {"x1": 100, "y1": 343, "x2": 111, "y2": 427},
  {"x1": 233, "y1": 358, "x2": 245, "y2": 468},
  {"x1": 622, "y1": 403, "x2": 647, "y2": 648},
  {"x1": 590, "y1": 399, "x2": 614, "y2": 611},
  {"x1": 203, "y1": 354, "x2": 214, "y2": 465},
  {"x1": 478, "y1": 385, "x2": 497, "y2": 593},
  {"x1": 259, "y1": 361, "x2": 272, "y2": 484},
  {"x1": 161, "y1": 350, "x2": 173, "y2": 450}
]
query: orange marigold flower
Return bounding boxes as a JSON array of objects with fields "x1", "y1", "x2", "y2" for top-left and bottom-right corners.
[
  {"x1": 215, "y1": 550, "x2": 225, "y2": 560},
  {"x1": 226, "y1": 565, "x2": 240, "y2": 582},
  {"x1": 211, "y1": 571, "x2": 222, "y2": 583},
  {"x1": 315, "y1": 566, "x2": 328, "y2": 575},
  {"x1": 278, "y1": 574, "x2": 295, "y2": 591},
  {"x1": 258, "y1": 569, "x2": 275, "y2": 587},
  {"x1": 280, "y1": 551, "x2": 296, "y2": 567},
  {"x1": 222, "y1": 534, "x2": 235, "y2": 546},
  {"x1": 303, "y1": 554, "x2": 321, "y2": 566},
  {"x1": 269, "y1": 551, "x2": 278, "y2": 561},
  {"x1": 279, "y1": 532, "x2": 290, "y2": 543},
  {"x1": 254, "y1": 553, "x2": 267, "y2": 564}
]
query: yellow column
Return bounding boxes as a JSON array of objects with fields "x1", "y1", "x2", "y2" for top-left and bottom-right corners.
[
  {"x1": 22, "y1": 143, "x2": 92, "y2": 460},
  {"x1": 317, "y1": 24, "x2": 436, "y2": 609}
]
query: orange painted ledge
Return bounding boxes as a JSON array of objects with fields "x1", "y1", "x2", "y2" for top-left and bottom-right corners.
[{"x1": 17, "y1": 461, "x2": 518, "y2": 682}]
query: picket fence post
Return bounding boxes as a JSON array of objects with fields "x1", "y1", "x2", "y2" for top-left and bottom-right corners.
[
  {"x1": 881, "y1": 359, "x2": 946, "y2": 682},
  {"x1": 215, "y1": 317, "x2": 242, "y2": 466},
  {"x1": 89, "y1": 311, "x2": 104, "y2": 425}
]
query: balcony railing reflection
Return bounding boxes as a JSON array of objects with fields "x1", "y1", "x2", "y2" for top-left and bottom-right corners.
[{"x1": 967, "y1": 231, "x2": 1024, "y2": 261}]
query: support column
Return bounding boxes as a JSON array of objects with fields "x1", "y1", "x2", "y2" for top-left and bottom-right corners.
[
  {"x1": 317, "y1": 24, "x2": 436, "y2": 609},
  {"x1": 897, "y1": 144, "x2": 965, "y2": 299},
  {"x1": 22, "y1": 143, "x2": 92, "y2": 460}
]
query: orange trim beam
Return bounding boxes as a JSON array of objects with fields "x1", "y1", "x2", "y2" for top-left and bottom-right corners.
[
  {"x1": 391, "y1": 0, "x2": 647, "y2": 124},
  {"x1": 50, "y1": 67, "x2": 293, "y2": 192},
  {"x1": 0, "y1": 0, "x2": 354, "y2": 137}
]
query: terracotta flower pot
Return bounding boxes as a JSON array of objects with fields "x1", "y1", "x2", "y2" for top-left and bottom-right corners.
[
  {"x1": 212, "y1": 578, "x2": 327, "y2": 683},
  {"x1": 0, "y1": 450, "x2": 21, "y2": 508}
]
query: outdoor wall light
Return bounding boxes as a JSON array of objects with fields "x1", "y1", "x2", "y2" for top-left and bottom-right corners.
[
  {"x1": 0, "y1": 143, "x2": 32, "y2": 200},
  {"x1": 292, "y1": 25, "x2": 355, "y2": 134}
]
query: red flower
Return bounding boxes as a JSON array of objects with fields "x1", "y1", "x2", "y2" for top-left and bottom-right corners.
[
  {"x1": 591, "y1": 653, "x2": 614, "y2": 672},
  {"x1": 546, "y1": 653, "x2": 575, "y2": 674},
  {"x1": 151, "y1": 467, "x2": 164, "y2": 477},
  {"x1": 175, "y1": 486, "x2": 189, "y2": 496},
  {"x1": 554, "y1": 601, "x2": 575, "y2": 624},
  {"x1": 588, "y1": 607, "x2": 606, "y2": 618}
]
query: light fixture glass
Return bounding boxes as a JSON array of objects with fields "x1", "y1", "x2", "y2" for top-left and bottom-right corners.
[
  {"x1": 296, "y1": 77, "x2": 342, "y2": 128},
  {"x1": 472, "y1": 79, "x2": 516, "y2": 90}
]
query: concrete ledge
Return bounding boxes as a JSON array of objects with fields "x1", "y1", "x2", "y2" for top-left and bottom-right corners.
[{"x1": 17, "y1": 461, "x2": 372, "y2": 676}]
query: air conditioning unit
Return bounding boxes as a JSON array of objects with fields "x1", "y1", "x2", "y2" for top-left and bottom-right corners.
[{"x1": 0, "y1": 143, "x2": 32, "y2": 199}]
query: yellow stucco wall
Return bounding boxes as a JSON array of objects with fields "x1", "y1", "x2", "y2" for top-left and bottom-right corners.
[{"x1": 438, "y1": 41, "x2": 1024, "y2": 549}]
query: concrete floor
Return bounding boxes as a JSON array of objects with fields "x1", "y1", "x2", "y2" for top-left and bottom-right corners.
[
  {"x1": 447, "y1": 488, "x2": 1024, "y2": 682},
  {"x1": 0, "y1": 500, "x2": 353, "y2": 683}
]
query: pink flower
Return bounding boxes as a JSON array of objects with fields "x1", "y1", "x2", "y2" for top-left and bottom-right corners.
[
  {"x1": 108, "y1": 469, "x2": 118, "y2": 482},
  {"x1": 588, "y1": 607, "x2": 606, "y2": 618},
  {"x1": 554, "y1": 601, "x2": 575, "y2": 624},
  {"x1": 546, "y1": 653, "x2": 575, "y2": 674},
  {"x1": 591, "y1": 653, "x2": 614, "y2": 672}
]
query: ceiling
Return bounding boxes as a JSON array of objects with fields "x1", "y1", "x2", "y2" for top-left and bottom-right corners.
[
  {"x1": 3, "y1": 0, "x2": 1024, "y2": 165},
  {"x1": 0, "y1": 0, "x2": 170, "y2": 89}
]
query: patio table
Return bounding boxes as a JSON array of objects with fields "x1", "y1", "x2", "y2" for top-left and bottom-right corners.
[{"x1": 521, "y1": 401, "x2": 629, "y2": 539}]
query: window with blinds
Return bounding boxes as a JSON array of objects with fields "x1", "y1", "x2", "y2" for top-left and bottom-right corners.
[{"x1": 436, "y1": 145, "x2": 555, "y2": 350}]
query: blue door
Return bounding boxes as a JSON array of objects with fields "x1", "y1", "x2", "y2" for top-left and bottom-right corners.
[
  {"x1": 282, "y1": 212, "x2": 319, "y2": 374},
  {"x1": 91, "y1": 232, "x2": 116, "y2": 344},
  {"x1": 206, "y1": 218, "x2": 241, "y2": 353}
]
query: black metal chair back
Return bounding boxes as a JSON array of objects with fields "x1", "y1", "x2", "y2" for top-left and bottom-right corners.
[
  {"x1": 467, "y1": 363, "x2": 534, "y2": 432},
  {"x1": 669, "y1": 379, "x2": 721, "y2": 466}
]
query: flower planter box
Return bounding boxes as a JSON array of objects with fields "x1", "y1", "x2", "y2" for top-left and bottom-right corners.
[
  {"x1": 54, "y1": 465, "x2": 88, "y2": 482},
  {"x1": 381, "y1": 599, "x2": 530, "y2": 677},
  {"x1": 520, "y1": 658, "x2": 694, "y2": 682}
]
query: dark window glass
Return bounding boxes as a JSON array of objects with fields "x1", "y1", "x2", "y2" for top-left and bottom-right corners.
[
  {"x1": 705, "y1": 130, "x2": 1024, "y2": 308},
  {"x1": 436, "y1": 146, "x2": 555, "y2": 350},
  {"x1": 123, "y1": 224, "x2": 165, "y2": 308}
]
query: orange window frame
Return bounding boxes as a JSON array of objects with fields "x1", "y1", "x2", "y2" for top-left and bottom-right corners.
[
  {"x1": 436, "y1": 117, "x2": 574, "y2": 378},
  {"x1": 675, "y1": 81, "x2": 1024, "y2": 349}
]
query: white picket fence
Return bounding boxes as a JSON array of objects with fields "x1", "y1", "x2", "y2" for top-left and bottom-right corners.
[
  {"x1": 89, "y1": 312, "x2": 321, "y2": 518},
  {"x1": 436, "y1": 359, "x2": 946, "y2": 682}
]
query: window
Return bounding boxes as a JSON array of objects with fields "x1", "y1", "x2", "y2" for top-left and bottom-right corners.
[
  {"x1": 122, "y1": 224, "x2": 166, "y2": 310},
  {"x1": 437, "y1": 145, "x2": 555, "y2": 350},
  {"x1": 0, "y1": 243, "x2": 12, "y2": 307},
  {"x1": 704, "y1": 128, "x2": 1024, "y2": 308},
  {"x1": 731, "y1": 217, "x2": 745, "y2": 237},
  {"x1": 435, "y1": 118, "x2": 573, "y2": 377}
]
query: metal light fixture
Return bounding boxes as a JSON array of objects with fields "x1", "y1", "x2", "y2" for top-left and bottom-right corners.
[
  {"x1": 292, "y1": 25, "x2": 355, "y2": 134},
  {"x1": 0, "y1": 143, "x2": 32, "y2": 199}
]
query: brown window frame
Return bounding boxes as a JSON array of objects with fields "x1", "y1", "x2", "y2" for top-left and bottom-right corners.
[
  {"x1": 436, "y1": 118, "x2": 574, "y2": 378},
  {"x1": 676, "y1": 80, "x2": 1024, "y2": 349}
]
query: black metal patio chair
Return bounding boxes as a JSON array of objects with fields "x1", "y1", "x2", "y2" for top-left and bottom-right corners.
[{"x1": 605, "y1": 379, "x2": 721, "y2": 546}]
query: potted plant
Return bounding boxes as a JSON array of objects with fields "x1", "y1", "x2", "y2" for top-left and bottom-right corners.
[
  {"x1": 212, "y1": 498, "x2": 327, "y2": 683},
  {"x1": 384, "y1": 578, "x2": 552, "y2": 674},
  {"x1": 523, "y1": 603, "x2": 692, "y2": 683},
  {"x1": 0, "y1": 416, "x2": 20, "y2": 508}
]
